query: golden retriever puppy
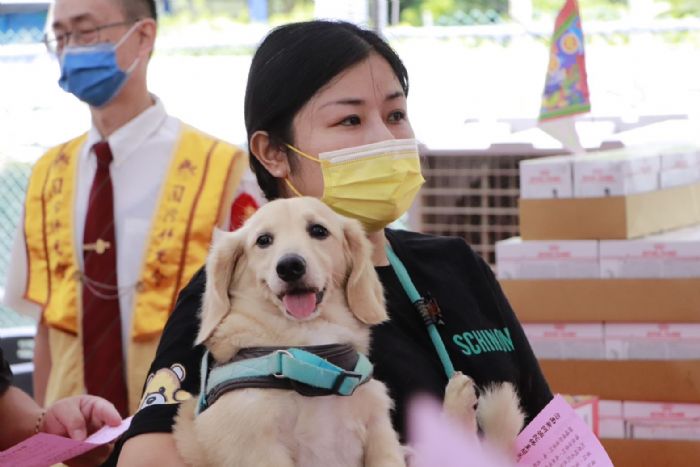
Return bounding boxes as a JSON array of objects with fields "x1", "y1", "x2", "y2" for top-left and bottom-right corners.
[{"x1": 173, "y1": 197, "x2": 405, "y2": 467}]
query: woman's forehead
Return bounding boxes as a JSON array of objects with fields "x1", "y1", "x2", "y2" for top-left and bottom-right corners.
[{"x1": 313, "y1": 54, "x2": 404, "y2": 105}]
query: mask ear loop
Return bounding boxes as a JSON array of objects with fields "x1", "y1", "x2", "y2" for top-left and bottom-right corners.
[
  {"x1": 284, "y1": 178, "x2": 304, "y2": 197},
  {"x1": 114, "y1": 21, "x2": 143, "y2": 49},
  {"x1": 282, "y1": 144, "x2": 321, "y2": 198},
  {"x1": 284, "y1": 143, "x2": 321, "y2": 163},
  {"x1": 115, "y1": 21, "x2": 143, "y2": 74}
]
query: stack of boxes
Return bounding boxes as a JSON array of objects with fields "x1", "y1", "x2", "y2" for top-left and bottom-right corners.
[{"x1": 498, "y1": 144, "x2": 700, "y2": 465}]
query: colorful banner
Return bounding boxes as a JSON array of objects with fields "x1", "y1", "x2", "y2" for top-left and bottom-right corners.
[{"x1": 539, "y1": 0, "x2": 590, "y2": 121}]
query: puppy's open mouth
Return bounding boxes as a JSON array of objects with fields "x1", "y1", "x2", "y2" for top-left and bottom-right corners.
[{"x1": 279, "y1": 288, "x2": 325, "y2": 320}]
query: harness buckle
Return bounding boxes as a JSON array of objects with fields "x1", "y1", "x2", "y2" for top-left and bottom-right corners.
[
  {"x1": 330, "y1": 370, "x2": 362, "y2": 394},
  {"x1": 272, "y1": 349, "x2": 294, "y2": 379}
]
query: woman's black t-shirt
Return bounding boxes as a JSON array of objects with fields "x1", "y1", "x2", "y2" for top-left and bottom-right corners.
[{"x1": 108, "y1": 229, "x2": 552, "y2": 463}]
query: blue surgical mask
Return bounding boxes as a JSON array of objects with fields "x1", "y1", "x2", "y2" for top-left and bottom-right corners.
[{"x1": 58, "y1": 23, "x2": 141, "y2": 107}]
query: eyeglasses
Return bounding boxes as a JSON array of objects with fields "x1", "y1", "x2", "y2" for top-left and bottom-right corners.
[{"x1": 43, "y1": 20, "x2": 136, "y2": 55}]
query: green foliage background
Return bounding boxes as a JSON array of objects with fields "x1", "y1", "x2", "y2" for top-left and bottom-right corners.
[{"x1": 162, "y1": 0, "x2": 700, "y2": 25}]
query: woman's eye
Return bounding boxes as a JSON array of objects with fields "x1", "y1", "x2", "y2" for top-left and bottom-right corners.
[
  {"x1": 256, "y1": 233, "x2": 273, "y2": 248},
  {"x1": 308, "y1": 224, "x2": 329, "y2": 240},
  {"x1": 388, "y1": 110, "x2": 406, "y2": 122},
  {"x1": 339, "y1": 115, "x2": 361, "y2": 126}
]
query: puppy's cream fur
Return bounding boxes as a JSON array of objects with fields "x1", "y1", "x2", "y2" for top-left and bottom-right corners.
[
  {"x1": 443, "y1": 373, "x2": 526, "y2": 458},
  {"x1": 173, "y1": 197, "x2": 405, "y2": 467}
]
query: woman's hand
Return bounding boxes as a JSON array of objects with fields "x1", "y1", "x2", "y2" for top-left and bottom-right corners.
[
  {"x1": 42, "y1": 395, "x2": 122, "y2": 467},
  {"x1": 42, "y1": 395, "x2": 122, "y2": 440}
]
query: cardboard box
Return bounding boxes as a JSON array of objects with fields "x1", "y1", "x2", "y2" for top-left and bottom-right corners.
[
  {"x1": 624, "y1": 401, "x2": 700, "y2": 441},
  {"x1": 661, "y1": 167, "x2": 700, "y2": 189},
  {"x1": 519, "y1": 155, "x2": 574, "y2": 199},
  {"x1": 658, "y1": 145, "x2": 700, "y2": 172},
  {"x1": 630, "y1": 421, "x2": 700, "y2": 441},
  {"x1": 652, "y1": 224, "x2": 700, "y2": 240},
  {"x1": 495, "y1": 237, "x2": 599, "y2": 279},
  {"x1": 573, "y1": 148, "x2": 660, "y2": 198},
  {"x1": 501, "y1": 278, "x2": 700, "y2": 323},
  {"x1": 599, "y1": 236, "x2": 700, "y2": 279},
  {"x1": 518, "y1": 182, "x2": 700, "y2": 240},
  {"x1": 539, "y1": 360, "x2": 700, "y2": 403},
  {"x1": 624, "y1": 401, "x2": 700, "y2": 420},
  {"x1": 602, "y1": 439, "x2": 700, "y2": 466},
  {"x1": 523, "y1": 323, "x2": 605, "y2": 359},
  {"x1": 600, "y1": 226, "x2": 700, "y2": 278},
  {"x1": 562, "y1": 395, "x2": 600, "y2": 435},
  {"x1": 599, "y1": 400, "x2": 625, "y2": 439},
  {"x1": 605, "y1": 323, "x2": 700, "y2": 360}
]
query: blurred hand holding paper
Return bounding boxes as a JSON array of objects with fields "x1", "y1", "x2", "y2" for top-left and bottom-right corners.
[
  {"x1": 409, "y1": 396, "x2": 512, "y2": 467},
  {"x1": 0, "y1": 417, "x2": 131, "y2": 467}
]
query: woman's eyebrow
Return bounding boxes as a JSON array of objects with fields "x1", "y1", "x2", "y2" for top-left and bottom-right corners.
[
  {"x1": 320, "y1": 91, "x2": 405, "y2": 109},
  {"x1": 320, "y1": 98, "x2": 364, "y2": 108},
  {"x1": 385, "y1": 91, "x2": 405, "y2": 101}
]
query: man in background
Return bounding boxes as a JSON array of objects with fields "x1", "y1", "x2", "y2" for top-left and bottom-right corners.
[{"x1": 4, "y1": 0, "x2": 248, "y2": 416}]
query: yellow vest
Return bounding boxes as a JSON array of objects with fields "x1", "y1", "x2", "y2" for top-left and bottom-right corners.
[{"x1": 23, "y1": 125, "x2": 247, "y2": 413}]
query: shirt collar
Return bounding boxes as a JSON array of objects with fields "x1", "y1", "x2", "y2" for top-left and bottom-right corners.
[{"x1": 85, "y1": 95, "x2": 168, "y2": 167}]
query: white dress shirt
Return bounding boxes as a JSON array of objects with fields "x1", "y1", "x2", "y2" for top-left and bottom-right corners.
[{"x1": 4, "y1": 97, "x2": 187, "y2": 350}]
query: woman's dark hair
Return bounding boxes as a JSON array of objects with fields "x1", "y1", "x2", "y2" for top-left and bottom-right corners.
[{"x1": 244, "y1": 20, "x2": 409, "y2": 200}]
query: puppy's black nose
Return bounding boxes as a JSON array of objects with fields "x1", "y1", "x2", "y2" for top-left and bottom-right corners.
[{"x1": 276, "y1": 254, "x2": 306, "y2": 282}]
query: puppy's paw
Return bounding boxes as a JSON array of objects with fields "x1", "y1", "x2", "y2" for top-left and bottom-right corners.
[
  {"x1": 443, "y1": 371, "x2": 478, "y2": 433},
  {"x1": 444, "y1": 371, "x2": 478, "y2": 411},
  {"x1": 477, "y1": 382, "x2": 525, "y2": 457}
]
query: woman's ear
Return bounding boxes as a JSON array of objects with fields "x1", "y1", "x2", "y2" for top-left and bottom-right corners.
[{"x1": 250, "y1": 131, "x2": 290, "y2": 179}]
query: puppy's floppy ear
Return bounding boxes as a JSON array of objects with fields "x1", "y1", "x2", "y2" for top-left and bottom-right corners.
[
  {"x1": 343, "y1": 218, "x2": 388, "y2": 325},
  {"x1": 196, "y1": 231, "x2": 244, "y2": 345}
]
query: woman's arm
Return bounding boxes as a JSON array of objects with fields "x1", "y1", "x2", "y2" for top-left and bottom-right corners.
[
  {"x1": 118, "y1": 433, "x2": 188, "y2": 467},
  {"x1": 0, "y1": 386, "x2": 42, "y2": 449}
]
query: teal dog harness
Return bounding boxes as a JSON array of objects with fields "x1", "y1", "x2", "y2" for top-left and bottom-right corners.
[{"x1": 196, "y1": 344, "x2": 373, "y2": 415}]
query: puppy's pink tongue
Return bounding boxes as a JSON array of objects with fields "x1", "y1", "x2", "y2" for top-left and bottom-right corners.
[{"x1": 283, "y1": 292, "x2": 317, "y2": 319}]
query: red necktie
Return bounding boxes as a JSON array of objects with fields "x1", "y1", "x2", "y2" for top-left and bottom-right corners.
[{"x1": 81, "y1": 141, "x2": 128, "y2": 416}]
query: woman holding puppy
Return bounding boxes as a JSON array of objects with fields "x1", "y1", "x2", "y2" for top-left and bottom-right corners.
[{"x1": 114, "y1": 20, "x2": 552, "y2": 465}]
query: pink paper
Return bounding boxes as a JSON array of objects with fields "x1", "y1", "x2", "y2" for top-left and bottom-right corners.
[
  {"x1": 85, "y1": 417, "x2": 132, "y2": 445},
  {"x1": 516, "y1": 395, "x2": 612, "y2": 467},
  {"x1": 0, "y1": 416, "x2": 131, "y2": 467}
]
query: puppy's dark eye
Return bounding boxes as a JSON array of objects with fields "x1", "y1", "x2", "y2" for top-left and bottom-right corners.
[
  {"x1": 256, "y1": 233, "x2": 273, "y2": 248},
  {"x1": 308, "y1": 224, "x2": 329, "y2": 240}
]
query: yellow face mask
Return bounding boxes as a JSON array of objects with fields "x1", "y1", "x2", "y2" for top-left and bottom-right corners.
[{"x1": 284, "y1": 138, "x2": 425, "y2": 233}]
